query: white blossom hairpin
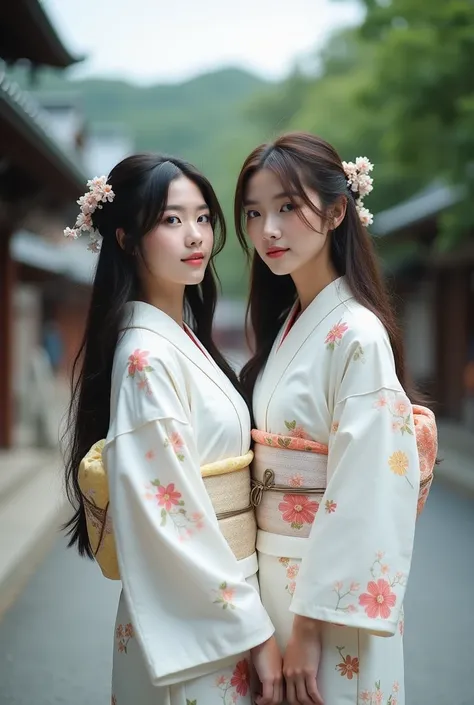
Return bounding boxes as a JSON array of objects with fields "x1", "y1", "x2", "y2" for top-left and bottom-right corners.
[
  {"x1": 342, "y1": 157, "x2": 374, "y2": 227},
  {"x1": 64, "y1": 176, "x2": 115, "y2": 253}
]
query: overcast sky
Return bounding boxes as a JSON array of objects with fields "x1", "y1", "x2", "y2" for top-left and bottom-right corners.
[{"x1": 42, "y1": 0, "x2": 362, "y2": 84}]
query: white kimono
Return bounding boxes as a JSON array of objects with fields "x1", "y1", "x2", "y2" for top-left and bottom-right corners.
[
  {"x1": 103, "y1": 301, "x2": 274, "y2": 705},
  {"x1": 253, "y1": 277, "x2": 420, "y2": 705}
]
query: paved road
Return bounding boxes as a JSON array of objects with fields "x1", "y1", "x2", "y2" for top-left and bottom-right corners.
[{"x1": 0, "y1": 481, "x2": 472, "y2": 705}]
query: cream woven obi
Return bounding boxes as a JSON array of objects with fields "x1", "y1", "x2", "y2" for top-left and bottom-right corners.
[
  {"x1": 78, "y1": 440, "x2": 256, "y2": 581},
  {"x1": 251, "y1": 405, "x2": 437, "y2": 560}
]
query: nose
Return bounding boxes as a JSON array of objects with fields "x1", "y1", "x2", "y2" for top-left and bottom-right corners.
[
  {"x1": 185, "y1": 223, "x2": 203, "y2": 247},
  {"x1": 262, "y1": 215, "x2": 281, "y2": 241}
]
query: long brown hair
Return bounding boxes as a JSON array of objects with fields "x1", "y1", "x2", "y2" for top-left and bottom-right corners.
[
  {"x1": 64, "y1": 153, "x2": 246, "y2": 558},
  {"x1": 234, "y1": 132, "x2": 416, "y2": 401}
]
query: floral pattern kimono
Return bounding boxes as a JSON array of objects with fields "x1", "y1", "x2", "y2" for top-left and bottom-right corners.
[
  {"x1": 103, "y1": 301, "x2": 273, "y2": 705},
  {"x1": 252, "y1": 277, "x2": 420, "y2": 705}
]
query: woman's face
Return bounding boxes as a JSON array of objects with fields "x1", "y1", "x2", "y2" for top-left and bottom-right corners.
[
  {"x1": 243, "y1": 168, "x2": 335, "y2": 278},
  {"x1": 140, "y1": 176, "x2": 214, "y2": 287}
]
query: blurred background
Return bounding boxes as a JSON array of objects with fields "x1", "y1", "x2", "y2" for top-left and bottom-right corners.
[{"x1": 0, "y1": 0, "x2": 473, "y2": 703}]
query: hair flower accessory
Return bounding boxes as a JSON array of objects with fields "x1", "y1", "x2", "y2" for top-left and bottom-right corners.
[
  {"x1": 342, "y1": 157, "x2": 374, "y2": 227},
  {"x1": 63, "y1": 176, "x2": 115, "y2": 253}
]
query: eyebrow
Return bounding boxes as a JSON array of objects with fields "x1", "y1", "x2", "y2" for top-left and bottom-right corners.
[
  {"x1": 243, "y1": 191, "x2": 300, "y2": 206},
  {"x1": 164, "y1": 204, "x2": 210, "y2": 212}
]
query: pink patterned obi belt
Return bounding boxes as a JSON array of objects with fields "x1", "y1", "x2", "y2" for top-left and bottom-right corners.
[
  {"x1": 250, "y1": 404, "x2": 438, "y2": 539},
  {"x1": 250, "y1": 433, "x2": 327, "y2": 539}
]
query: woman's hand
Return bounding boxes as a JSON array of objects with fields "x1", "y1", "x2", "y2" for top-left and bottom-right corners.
[
  {"x1": 283, "y1": 616, "x2": 324, "y2": 705},
  {"x1": 250, "y1": 635, "x2": 284, "y2": 705}
]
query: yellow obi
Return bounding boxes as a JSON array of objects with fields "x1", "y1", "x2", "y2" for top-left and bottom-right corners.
[{"x1": 78, "y1": 441, "x2": 255, "y2": 581}]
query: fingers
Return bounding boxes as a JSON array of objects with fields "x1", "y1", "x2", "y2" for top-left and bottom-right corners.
[
  {"x1": 254, "y1": 678, "x2": 273, "y2": 705},
  {"x1": 285, "y1": 673, "x2": 323, "y2": 705},
  {"x1": 296, "y1": 673, "x2": 313, "y2": 705},
  {"x1": 254, "y1": 676, "x2": 284, "y2": 705},
  {"x1": 305, "y1": 673, "x2": 324, "y2": 705},
  {"x1": 285, "y1": 678, "x2": 297, "y2": 705},
  {"x1": 274, "y1": 677, "x2": 284, "y2": 704}
]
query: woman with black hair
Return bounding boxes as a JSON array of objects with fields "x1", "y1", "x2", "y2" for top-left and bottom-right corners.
[{"x1": 63, "y1": 154, "x2": 282, "y2": 705}]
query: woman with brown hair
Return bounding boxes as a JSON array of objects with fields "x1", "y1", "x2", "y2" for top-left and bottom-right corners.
[{"x1": 234, "y1": 133, "x2": 437, "y2": 705}]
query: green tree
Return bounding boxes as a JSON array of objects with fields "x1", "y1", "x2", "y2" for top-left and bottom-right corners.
[{"x1": 338, "y1": 0, "x2": 474, "y2": 247}]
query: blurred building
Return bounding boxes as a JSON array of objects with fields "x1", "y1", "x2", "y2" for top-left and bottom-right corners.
[
  {"x1": 0, "y1": 3, "x2": 138, "y2": 619},
  {"x1": 0, "y1": 2, "x2": 88, "y2": 449},
  {"x1": 374, "y1": 182, "x2": 474, "y2": 433},
  {"x1": 11, "y1": 116, "x2": 135, "y2": 392},
  {"x1": 0, "y1": 9, "x2": 137, "y2": 451}
]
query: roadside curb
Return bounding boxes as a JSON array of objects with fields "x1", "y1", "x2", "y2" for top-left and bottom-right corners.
[{"x1": 0, "y1": 454, "x2": 68, "y2": 623}]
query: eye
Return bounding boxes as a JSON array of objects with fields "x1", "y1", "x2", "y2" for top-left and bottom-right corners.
[
  {"x1": 246, "y1": 209, "x2": 260, "y2": 219},
  {"x1": 197, "y1": 213, "x2": 211, "y2": 223},
  {"x1": 165, "y1": 215, "x2": 181, "y2": 225},
  {"x1": 281, "y1": 203, "x2": 295, "y2": 213}
]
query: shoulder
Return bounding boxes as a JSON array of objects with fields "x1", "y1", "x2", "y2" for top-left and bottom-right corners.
[
  {"x1": 337, "y1": 300, "x2": 393, "y2": 358},
  {"x1": 329, "y1": 299, "x2": 403, "y2": 399},
  {"x1": 113, "y1": 326, "x2": 183, "y2": 382},
  {"x1": 109, "y1": 328, "x2": 190, "y2": 439}
]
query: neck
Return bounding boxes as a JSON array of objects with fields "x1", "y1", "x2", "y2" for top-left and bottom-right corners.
[
  {"x1": 140, "y1": 282, "x2": 186, "y2": 327},
  {"x1": 291, "y1": 256, "x2": 339, "y2": 312}
]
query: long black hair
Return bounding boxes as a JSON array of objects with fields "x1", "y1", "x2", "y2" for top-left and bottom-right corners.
[
  {"x1": 234, "y1": 132, "x2": 421, "y2": 403},
  {"x1": 64, "y1": 153, "x2": 245, "y2": 557}
]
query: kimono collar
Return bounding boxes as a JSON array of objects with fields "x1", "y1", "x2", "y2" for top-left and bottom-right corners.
[
  {"x1": 278, "y1": 276, "x2": 354, "y2": 350},
  {"x1": 121, "y1": 300, "x2": 221, "y2": 383},
  {"x1": 257, "y1": 277, "x2": 355, "y2": 414}
]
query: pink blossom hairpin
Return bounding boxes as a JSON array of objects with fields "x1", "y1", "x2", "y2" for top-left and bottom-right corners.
[
  {"x1": 64, "y1": 176, "x2": 115, "y2": 253},
  {"x1": 342, "y1": 157, "x2": 374, "y2": 227}
]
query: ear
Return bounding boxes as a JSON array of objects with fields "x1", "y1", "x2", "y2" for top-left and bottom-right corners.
[
  {"x1": 116, "y1": 227, "x2": 126, "y2": 251},
  {"x1": 331, "y1": 196, "x2": 347, "y2": 230}
]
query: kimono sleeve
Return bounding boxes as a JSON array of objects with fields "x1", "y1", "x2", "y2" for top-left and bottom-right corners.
[
  {"x1": 103, "y1": 356, "x2": 274, "y2": 686},
  {"x1": 290, "y1": 337, "x2": 420, "y2": 637}
]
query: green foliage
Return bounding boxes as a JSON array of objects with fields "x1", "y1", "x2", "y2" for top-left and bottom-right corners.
[{"x1": 335, "y1": 0, "x2": 474, "y2": 246}]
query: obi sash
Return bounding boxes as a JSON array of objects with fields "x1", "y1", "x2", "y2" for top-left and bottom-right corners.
[
  {"x1": 78, "y1": 440, "x2": 256, "y2": 581},
  {"x1": 250, "y1": 404, "x2": 438, "y2": 545}
]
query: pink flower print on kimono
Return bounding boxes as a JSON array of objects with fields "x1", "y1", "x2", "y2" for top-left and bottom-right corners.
[
  {"x1": 231, "y1": 659, "x2": 250, "y2": 697},
  {"x1": 145, "y1": 478, "x2": 204, "y2": 540},
  {"x1": 335, "y1": 646, "x2": 359, "y2": 680},
  {"x1": 359, "y1": 680, "x2": 400, "y2": 705},
  {"x1": 325, "y1": 319, "x2": 349, "y2": 350},
  {"x1": 359, "y1": 580, "x2": 397, "y2": 620},
  {"x1": 325, "y1": 499, "x2": 337, "y2": 514},
  {"x1": 164, "y1": 431, "x2": 185, "y2": 461},
  {"x1": 127, "y1": 348, "x2": 154, "y2": 395},
  {"x1": 358, "y1": 552, "x2": 405, "y2": 620},
  {"x1": 374, "y1": 392, "x2": 414, "y2": 436},
  {"x1": 214, "y1": 659, "x2": 250, "y2": 703},
  {"x1": 278, "y1": 557, "x2": 300, "y2": 595},
  {"x1": 115, "y1": 622, "x2": 134, "y2": 654},
  {"x1": 278, "y1": 494, "x2": 319, "y2": 530},
  {"x1": 213, "y1": 582, "x2": 236, "y2": 610},
  {"x1": 333, "y1": 581, "x2": 360, "y2": 614}
]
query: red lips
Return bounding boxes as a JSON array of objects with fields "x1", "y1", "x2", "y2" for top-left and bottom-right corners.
[
  {"x1": 182, "y1": 252, "x2": 204, "y2": 261},
  {"x1": 266, "y1": 247, "x2": 289, "y2": 258}
]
